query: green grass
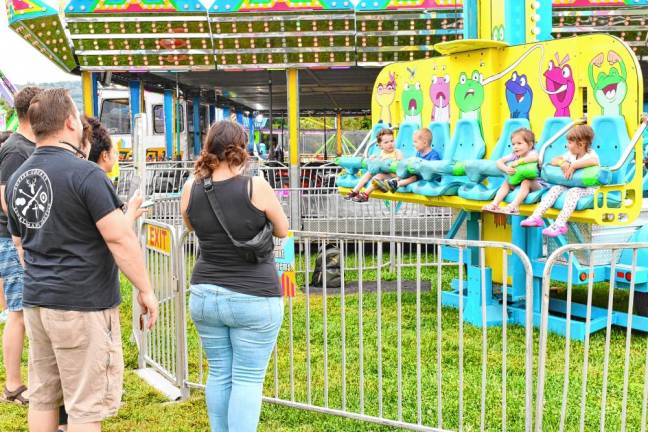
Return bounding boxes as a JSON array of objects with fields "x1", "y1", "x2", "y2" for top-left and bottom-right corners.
[{"x1": 2, "y1": 254, "x2": 648, "y2": 431}]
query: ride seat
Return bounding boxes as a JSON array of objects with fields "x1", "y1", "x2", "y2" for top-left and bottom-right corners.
[
  {"x1": 458, "y1": 118, "x2": 530, "y2": 201},
  {"x1": 504, "y1": 117, "x2": 573, "y2": 205},
  {"x1": 396, "y1": 121, "x2": 450, "y2": 193},
  {"x1": 552, "y1": 116, "x2": 631, "y2": 210},
  {"x1": 410, "y1": 119, "x2": 485, "y2": 196}
]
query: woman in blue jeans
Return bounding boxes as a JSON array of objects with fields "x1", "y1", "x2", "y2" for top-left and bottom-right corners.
[{"x1": 181, "y1": 120, "x2": 289, "y2": 432}]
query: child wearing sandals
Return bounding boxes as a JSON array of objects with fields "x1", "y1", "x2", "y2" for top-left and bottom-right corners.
[
  {"x1": 345, "y1": 128, "x2": 402, "y2": 202},
  {"x1": 521, "y1": 124, "x2": 599, "y2": 237},
  {"x1": 482, "y1": 127, "x2": 545, "y2": 215}
]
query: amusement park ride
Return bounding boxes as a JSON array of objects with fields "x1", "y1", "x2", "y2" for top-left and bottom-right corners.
[{"x1": 4, "y1": 0, "x2": 648, "y2": 339}]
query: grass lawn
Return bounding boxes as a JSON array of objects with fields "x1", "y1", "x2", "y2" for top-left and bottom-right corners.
[{"x1": 2, "y1": 251, "x2": 648, "y2": 431}]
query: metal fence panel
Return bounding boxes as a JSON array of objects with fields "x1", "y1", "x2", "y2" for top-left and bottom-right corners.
[
  {"x1": 179, "y1": 230, "x2": 535, "y2": 432},
  {"x1": 536, "y1": 242, "x2": 648, "y2": 432},
  {"x1": 137, "y1": 220, "x2": 186, "y2": 394}
]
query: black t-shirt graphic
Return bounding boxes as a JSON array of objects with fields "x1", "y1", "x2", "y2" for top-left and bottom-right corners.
[
  {"x1": 6, "y1": 146, "x2": 123, "y2": 311},
  {"x1": 0, "y1": 133, "x2": 36, "y2": 238}
]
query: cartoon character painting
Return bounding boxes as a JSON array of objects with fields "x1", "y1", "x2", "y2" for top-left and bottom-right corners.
[
  {"x1": 505, "y1": 71, "x2": 533, "y2": 120},
  {"x1": 429, "y1": 74, "x2": 450, "y2": 122},
  {"x1": 543, "y1": 53, "x2": 575, "y2": 117},
  {"x1": 454, "y1": 70, "x2": 484, "y2": 125},
  {"x1": 376, "y1": 72, "x2": 397, "y2": 125},
  {"x1": 401, "y1": 67, "x2": 423, "y2": 126},
  {"x1": 588, "y1": 50, "x2": 627, "y2": 117}
]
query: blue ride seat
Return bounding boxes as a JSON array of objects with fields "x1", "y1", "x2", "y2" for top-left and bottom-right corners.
[
  {"x1": 410, "y1": 119, "x2": 485, "y2": 197},
  {"x1": 550, "y1": 116, "x2": 631, "y2": 211},
  {"x1": 396, "y1": 121, "x2": 450, "y2": 193},
  {"x1": 458, "y1": 118, "x2": 530, "y2": 201},
  {"x1": 395, "y1": 121, "x2": 418, "y2": 159},
  {"x1": 504, "y1": 117, "x2": 573, "y2": 205}
]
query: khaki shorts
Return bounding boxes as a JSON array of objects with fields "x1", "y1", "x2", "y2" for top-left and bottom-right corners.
[{"x1": 24, "y1": 306, "x2": 124, "y2": 424}]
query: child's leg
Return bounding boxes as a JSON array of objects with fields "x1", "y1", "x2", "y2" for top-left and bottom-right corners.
[
  {"x1": 530, "y1": 185, "x2": 567, "y2": 219},
  {"x1": 353, "y1": 172, "x2": 373, "y2": 192},
  {"x1": 509, "y1": 180, "x2": 532, "y2": 208},
  {"x1": 491, "y1": 182, "x2": 512, "y2": 206},
  {"x1": 399, "y1": 176, "x2": 417, "y2": 187},
  {"x1": 554, "y1": 187, "x2": 596, "y2": 227}
]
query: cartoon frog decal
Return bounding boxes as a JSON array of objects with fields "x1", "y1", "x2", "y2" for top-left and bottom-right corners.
[
  {"x1": 543, "y1": 53, "x2": 575, "y2": 117},
  {"x1": 376, "y1": 72, "x2": 397, "y2": 125},
  {"x1": 505, "y1": 71, "x2": 533, "y2": 120},
  {"x1": 454, "y1": 70, "x2": 484, "y2": 126},
  {"x1": 429, "y1": 74, "x2": 450, "y2": 122},
  {"x1": 588, "y1": 50, "x2": 627, "y2": 117},
  {"x1": 401, "y1": 68, "x2": 423, "y2": 126}
]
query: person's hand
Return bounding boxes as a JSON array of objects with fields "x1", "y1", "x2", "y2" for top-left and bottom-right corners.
[
  {"x1": 560, "y1": 161, "x2": 570, "y2": 175},
  {"x1": 509, "y1": 159, "x2": 520, "y2": 168},
  {"x1": 125, "y1": 192, "x2": 148, "y2": 222},
  {"x1": 137, "y1": 290, "x2": 158, "y2": 330},
  {"x1": 504, "y1": 166, "x2": 516, "y2": 175},
  {"x1": 564, "y1": 164, "x2": 576, "y2": 180}
]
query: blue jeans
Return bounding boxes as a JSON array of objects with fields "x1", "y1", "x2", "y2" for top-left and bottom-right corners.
[{"x1": 189, "y1": 284, "x2": 283, "y2": 432}]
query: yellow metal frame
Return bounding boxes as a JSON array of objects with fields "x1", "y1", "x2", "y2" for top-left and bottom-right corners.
[{"x1": 287, "y1": 68, "x2": 299, "y2": 166}]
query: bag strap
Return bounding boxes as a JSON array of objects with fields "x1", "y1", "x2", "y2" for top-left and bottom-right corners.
[{"x1": 202, "y1": 177, "x2": 245, "y2": 248}]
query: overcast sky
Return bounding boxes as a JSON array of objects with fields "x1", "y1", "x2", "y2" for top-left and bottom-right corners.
[{"x1": 0, "y1": 4, "x2": 78, "y2": 85}]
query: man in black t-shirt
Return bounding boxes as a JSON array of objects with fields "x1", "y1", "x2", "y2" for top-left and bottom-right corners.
[
  {"x1": 6, "y1": 88, "x2": 158, "y2": 431},
  {"x1": 0, "y1": 86, "x2": 41, "y2": 406}
]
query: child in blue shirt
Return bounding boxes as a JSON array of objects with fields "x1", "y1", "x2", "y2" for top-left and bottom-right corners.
[{"x1": 374, "y1": 127, "x2": 440, "y2": 192}]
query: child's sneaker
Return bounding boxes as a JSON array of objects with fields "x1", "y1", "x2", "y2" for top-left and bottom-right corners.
[
  {"x1": 520, "y1": 216, "x2": 543, "y2": 227},
  {"x1": 386, "y1": 178, "x2": 398, "y2": 192},
  {"x1": 352, "y1": 192, "x2": 369, "y2": 202},
  {"x1": 344, "y1": 190, "x2": 358, "y2": 200},
  {"x1": 542, "y1": 224, "x2": 568, "y2": 237}
]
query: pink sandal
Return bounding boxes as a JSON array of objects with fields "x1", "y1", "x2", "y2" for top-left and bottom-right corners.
[
  {"x1": 482, "y1": 203, "x2": 501, "y2": 212},
  {"x1": 520, "y1": 216, "x2": 543, "y2": 227},
  {"x1": 501, "y1": 205, "x2": 519, "y2": 215},
  {"x1": 542, "y1": 224, "x2": 568, "y2": 237}
]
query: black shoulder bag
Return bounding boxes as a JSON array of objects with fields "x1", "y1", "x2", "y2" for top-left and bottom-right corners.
[{"x1": 203, "y1": 176, "x2": 275, "y2": 264}]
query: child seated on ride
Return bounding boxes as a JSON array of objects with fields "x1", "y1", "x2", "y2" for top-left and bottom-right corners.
[
  {"x1": 373, "y1": 127, "x2": 440, "y2": 193},
  {"x1": 521, "y1": 124, "x2": 599, "y2": 237},
  {"x1": 345, "y1": 128, "x2": 402, "y2": 202},
  {"x1": 482, "y1": 127, "x2": 545, "y2": 215}
]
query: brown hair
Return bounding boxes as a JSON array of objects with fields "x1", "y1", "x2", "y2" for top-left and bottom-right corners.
[
  {"x1": 14, "y1": 86, "x2": 42, "y2": 121},
  {"x1": 27, "y1": 88, "x2": 77, "y2": 141},
  {"x1": 511, "y1": 127, "x2": 535, "y2": 147},
  {"x1": 84, "y1": 116, "x2": 113, "y2": 163},
  {"x1": 416, "y1": 127, "x2": 432, "y2": 146},
  {"x1": 376, "y1": 127, "x2": 394, "y2": 144},
  {"x1": 194, "y1": 120, "x2": 248, "y2": 178},
  {"x1": 566, "y1": 124, "x2": 595, "y2": 151}
]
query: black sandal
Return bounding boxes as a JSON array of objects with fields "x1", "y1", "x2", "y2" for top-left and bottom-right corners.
[{"x1": 3, "y1": 385, "x2": 29, "y2": 405}]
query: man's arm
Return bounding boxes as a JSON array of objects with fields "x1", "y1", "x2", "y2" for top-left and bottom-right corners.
[
  {"x1": 1, "y1": 185, "x2": 7, "y2": 215},
  {"x1": 96, "y1": 209, "x2": 158, "y2": 329}
]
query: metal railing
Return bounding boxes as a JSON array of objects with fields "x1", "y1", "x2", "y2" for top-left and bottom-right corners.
[
  {"x1": 179, "y1": 230, "x2": 535, "y2": 431},
  {"x1": 123, "y1": 162, "x2": 453, "y2": 238},
  {"x1": 536, "y1": 242, "x2": 648, "y2": 432},
  {"x1": 137, "y1": 220, "x2": 187, "y2": 397}
]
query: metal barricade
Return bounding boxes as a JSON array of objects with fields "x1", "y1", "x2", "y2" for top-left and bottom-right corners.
[
  {"x1": 178, "y1": 230, "x2": 535, "y2": 431},
  {"x1": 137, "y1": 220, "x2": 187, "y2": 397},
  {"x1": 535, "y1": 242, "x2": 648, "y2": 432}
]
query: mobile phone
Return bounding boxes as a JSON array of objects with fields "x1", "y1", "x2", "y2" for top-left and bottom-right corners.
[
  {"x1": 140, "y1": 200, "x2": 155, "y2": 209},
  {"x1": 128, "y1": 175, "x2": 142, "y2": 201}
]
